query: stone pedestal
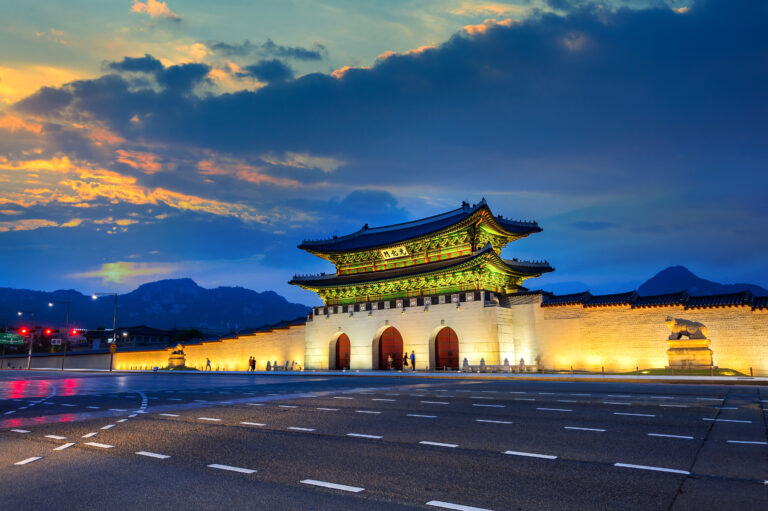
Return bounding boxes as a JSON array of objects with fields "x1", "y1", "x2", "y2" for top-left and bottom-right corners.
[
  {"x1": 168, "y1": 353, "x2": 186, "y2": 368},
  {"x1": 666, "y1": 338, "x2": 713, "y2": 369}
]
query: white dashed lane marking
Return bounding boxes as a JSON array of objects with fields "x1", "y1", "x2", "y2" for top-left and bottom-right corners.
[
  {"x1": 347, "y1": 433, "x2": 383, "y2": 439},
  {"x1": 11, "y1": 429, "x2": 30, "y2": 434},
  {"x1": 45, "y1": 435, "x2": 67, "y2": 440},
  {"x1": 136, "y1": 451, "x2": 170, "y2": 459},
  {"x1": 279, "y1": 405, "x2": 297, "y2": 409},
  {"x1": 54, "y1": 442, "x2": 75, "y2": 451},
  {"x1": 15, "y1": 457, "x2": 42, "y2": 465},
  {"x1": 476, "y1": 419, "x2": 512, "y2": 424},
  {"x1": 300, "y1": 479, "x2": 364, "y2": 492},
  {"x1": 117, "y1": 419, "x2": 128, "y2": 423},
  {"x1": 317, "y1": 408, "x2": 339, "y2": 411},
  {"x1": 703, "y1": 418, "x2": 751, "y2": 423},
  {"x1": 537, "y1": 408, "x2": 572, "y2": 412},
  {"x1": 408, "y1": 414, "x2": 437, "y2": 418},
  {"x1": 241, "y1": 422, "x2": 265, "y2": 426},
  {"x1": 565, "y1": 426, "x2": 605, "y2": 432},
  {"x1": 198, "y1": 417, "x2": 222, "y2": 422},
  {"x1": 372, "y1": 398, "x2": 395, "y2": 402},
  {"x1": 355, "y1": 410, "x2": 382, "y2": 414},
  {"x1": 288, "y1": 427, "x2": 315, "y2": 432},
  {"x1": 426, "y1": 500, "x2": 494, "y2": 511},
  {"x1": 207, "y1": 464, "x2": 256, "y2": 474},
  {"x1": 614, "y1": 413, "x2": 655, "y2": 417},
  {"x1": 504, "y1": 450, "x2": 557, "y2": 460},
  {"x1": 333, "y1": 397, "x2": 354, "y2": 400},
  {"x1": 82, "y1": 432, "x2": 98, "y2": 438},
  {"x1": 84, "y1": 442, "x2": 114, "y2": 449},
  {"x1": 615, "y1": 463, "x2": 689, "y2": 475},
  {"x1": 648, "y1": 433, "x2": 694, "y2": 440},
  {"x1": 160, "y1": 413, "x2": 180, "y2": 417},
  {"x1": 473, "y1": 404, "x2": 504, "y2": 408},
  {"x1": 422, "y1": 401, "x2": 449, "y2": 405},
  {"x1": 727, "y1": 440, "x2": 767, "y2": 445},
  {"x1": 660, "y1": 404, "x2": 688, "y2": 408},
  {"x1": 101, "y1": 424, "x2": 115, "y2": 430},
  {"x1": 420, "y1": 441, "x2": 458, "y2": 448}
]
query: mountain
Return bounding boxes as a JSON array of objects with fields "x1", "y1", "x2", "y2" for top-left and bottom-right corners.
[
  {"x1": 0, "y1": 278, "x2": 311, "y2": 332},
  {"x1": 638, "y1": 266, "x2": 768, "y2": 296}
]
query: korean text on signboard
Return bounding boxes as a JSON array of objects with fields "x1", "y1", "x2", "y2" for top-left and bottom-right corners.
[{"x1": 380, "y1": 246, "x2": 409, "y2": 260}]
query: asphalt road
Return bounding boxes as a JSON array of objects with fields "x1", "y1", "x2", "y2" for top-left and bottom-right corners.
[{"x1": 0, "y1": 371, "x2": 766, "y2": 510}]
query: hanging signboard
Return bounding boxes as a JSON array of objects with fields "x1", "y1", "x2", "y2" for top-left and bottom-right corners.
[{"x1": 380, "y1": 245, "x2": 409, "y2": 260}]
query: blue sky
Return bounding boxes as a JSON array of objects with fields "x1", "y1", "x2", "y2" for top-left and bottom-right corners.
[{"x1": 0, "y1": 0, "x2": 765, "y2": 305}]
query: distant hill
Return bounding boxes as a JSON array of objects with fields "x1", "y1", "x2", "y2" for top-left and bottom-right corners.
[
  {"x1": 0, "y1": 278, "x2": 311, "y2": 332},
  {"x1": 638, "y1": 266, "x2": 768, "y2": 296}
]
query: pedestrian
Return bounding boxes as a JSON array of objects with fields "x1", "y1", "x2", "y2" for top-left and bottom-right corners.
[
  {"x1": 266, "y1": 360, "x2": 271, "y2": 371},
  {"x1": 205, "y1": 357, "x2": 211, "y2": 371},
  {"x1": 387, "y1": 353, "x2": 393, "y2": 370},
  {"x1": 403, "y1": 352, "x2": 408, "y2": 369},
  {"x1": 410, "y1": 350, "x2": 416, "y2": 372}
]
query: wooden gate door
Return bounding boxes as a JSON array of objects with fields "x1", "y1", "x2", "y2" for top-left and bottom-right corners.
[
  {"x1": 435, "y1": 327, "x2": 459, "y2": 370},
  {"x1": 378, "y1": 327, "x2": 403, "y2": 370},
  {"x1": 335, "y1": 334, "x2": 350, "y2": 370}
]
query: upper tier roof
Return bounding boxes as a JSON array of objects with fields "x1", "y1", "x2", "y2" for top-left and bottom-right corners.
[{"x1": 298, "y1": 198, "x2": 541, "y2": 253}]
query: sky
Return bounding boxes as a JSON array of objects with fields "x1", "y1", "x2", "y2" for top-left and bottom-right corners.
[{"x1": 0, "y1": 0, "x2": 765, "y2": 306}]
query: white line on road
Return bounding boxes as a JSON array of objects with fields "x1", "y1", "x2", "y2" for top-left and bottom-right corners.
[
  {"x1": 117, "y1": 419, "x2": 128, "y2": 423},
  {"x1": 373, "y1": 398, "x2": 395, "y2": 402},
  {"x1": 537, "y1": 408, "x2": 572, "y2": 412},
  {"x1": 109, "y1": 408, "x2": 127, "y2": 412},
  {"x1": 660, "y1": 404, "x2": 689, "y2": 408},
  {"x1": 198, "y1": 417, "x2": 222, "y2": 421},
  {"x1": 727, "y1": 440, "x2": 767, "y2": 445},
  {"x1": 473, "y1": 404, "x2": 504, "y2": 408},
  {"x1": 571, "y1": 393, "x2": 591, "y2": 396},
  {"x1": 300, "y1": 479, "x2": 363, "y2": 492},
  {"x1": 159, "y1": 413, "x2": 180, "y2": 417},
  {"x1": 101, "y1": 424, "x2": 115, "y2": 430},
  {"x1": 420, "y1": 441, "x2": 458, "y2": 448},
  {"x1": 279, "y1": 405, "x2": 297, "y2": 408},
  {"x1": 4, "y1": 411, "x2": 15, "y2": 415},
  {"x1": 509, "y1": 391, "x2": 526, "y2": 394},
  {"x1": 696, "y1": 398, "x2": 723, "y2": 401},
  {"x1": 476, "y1": 419, "x2": 512, "y2": 424},
  {"x1": 11, "y1": 429, "x2": 30, "y2": 433},
  {"x1": 82, "y1": 432, "x2": 98, "y2": 438},
  {"x1": 714, "y1": 407, "x2": 739, "y2": 410},
  {"x1": 247, "y1": 403, "x2": 264, "y2": 406},
  {"x1": 136, "y1": 451, "x2": 170, "y2": 459},
  {"x1": 650, "y1": 396, "x2": 674, "y2": 399},
  {"x1": 514, "y1": 398, "x2": 535, "y2": 401},
  {"x1": 648, "y1": 433, "x2": 694, "y2": 440},
  {"x1": 614, "y1": 412, "x2": 655, "y2": 417},
  {"x1": 355, "y1": 410, "x2": 382, "y2": 414},
  {"x1": 471, "y1": 396, "x2": 494, "y2": 399},
  {"x1": 167, "y1": 398, "x2": 183, "y2": 401},
  {"x1": 84, "y1": 442, "x2": 114, "y2": 449},
  {"x1": 564, "y1": 426, "x2": 605, "y2": 432},
  {"x1": 60, "y1": 404, "x2": 76, "y2": 407},
  {"x1": 207, "y1": 464, "x2": 256, "y2": 474},
  {"x1": 538, "y1": 392, "x2": 555, "y2": 395},
  {"x1": 606, "y1": 395, "x2": 631, "y2": 398},
  {"x1": 614, "y1": 462, "x2": 689, "y2": 475},
  {"x1": 87, "y1": 406, "x2": 100, "y2": 409},
  {"x1": 334, "y1": 397, "x2": 354, "y2": 400},
  {"x1": 240, "y1": 422, "x2": 265, "y2": 426},
  {"x1": 421, "y1": 401, "x2": 449, "y2": 405},
  {"x1": 407, "y1": 414, "x2": 436, "y2": 418},
  {"x1": 15, "y1": 457, "x2": 42, "y2": 465},
  {"x1": 426, "y1": 500, "x2": 494, "y2": 511},
  {"x1": 316, "y1": 408, "x2": 339, "y2": 411},
  {"x1": 504, "y1": 450, "x2": 557, "y2": 460},
  {"x1": 556, "y1": 400, "x2": 578, "y2": 403},
  {"x1": 45, "y1": 435, "x2": 67, "y2": 440},
  {"x1": 702, "y1": 418, "x2": 751, "y2": 423},
  {"x1": 54, "y1": 443, "x2": 75, "y2": 451},
  {"x1": 347, "y1": 433, "x2": 382, "y2": 439},
  {"x1": 288, "y1": 427, "x2": 315, "y2": 432},
  {"x1": 603, "y1": 402, "x2": 632, "y2": 405}
]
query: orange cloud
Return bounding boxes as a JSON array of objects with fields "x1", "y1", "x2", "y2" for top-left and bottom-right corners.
[
  {"x1": 0, "y1": 155, "x2": 75, "y2": 173},
  {"x1": 131, "y1": 0, "x2": 181, "y2": 21},
  {"x1": 0, "y1": 115, "x2": 43, "y2": 134},
  {"x1": 0, "y1": 217, "x2": 84, "y2": 232},
  {"x1": 198, "y1": 158, "x2": 300, "y2": 186},
  {"x1": 116, "y1": 149, "x2": 163, "y2": 174},
  {"x1": 463, "y1": 18, "x2": 518, "y2": 35},
  {"x1": 451, "y1": 3, "x2": 529, "y2": 17},
  {"x1": 331, "y1": 65, "x2": 370, "y2": 79},
  {"x1": 0, "y1": 65, "x2": 84, "y2": 105},
  {"x1": 71, "y1": 261, "x2": 177, "y2": 284}
]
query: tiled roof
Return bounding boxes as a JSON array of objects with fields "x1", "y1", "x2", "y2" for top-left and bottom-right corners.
[
  {"x1": 685, "y1": 291, "x2": 753, "y2": 309},
  {"x1": 298, "y1": 199, "x2": 541, "y2": 252},
  {"x1": 239, "y1": 317, "x2": 308, "y2": 335},
  {"x1": 584, "y1": 291, "x2": 637, "y2": 307},
  {"x1": 291, "y1": 244, "x2": 553, "y2": 288},
  {"x1": 753, "y1": 295, "x2": 768, "y2": 310},
  {"x1": 633, "y1": 291, "x2": 688, "y2": 308},
  {"x1": 541, "y1": 291, "x2": 591, "y2": 307}
]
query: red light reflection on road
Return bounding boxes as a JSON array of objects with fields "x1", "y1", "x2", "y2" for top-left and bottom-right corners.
[{"x1": 60, "y1": 379, "x2": 80, "y2": 396}]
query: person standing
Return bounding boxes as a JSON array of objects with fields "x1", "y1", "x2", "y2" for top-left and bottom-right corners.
[
  {"x1": 205, "y1": 357, "x2": 211, "y2": 371},
  {"x1": 387, "y1": 353, "x2": 393, "y2": 370},
  {"x1": 410, "y1": 350, "x2": 416, "y2": 372},
  {"x1": 403, "y1": 353, "x2": 408, "y2": 369}
]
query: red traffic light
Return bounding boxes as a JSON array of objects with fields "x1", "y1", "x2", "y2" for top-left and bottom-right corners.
[
  {"x1": 70, "y1": 329, "x2": 78, "y2": 336},
  {"x1": 45, "y1": 328, "x2": 53, "y2": 335},
  {"x1": 20, "y1": 327, "x2": 29, "y2": 335}
]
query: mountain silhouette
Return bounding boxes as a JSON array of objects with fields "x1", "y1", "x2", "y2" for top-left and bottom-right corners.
[
  {"x1": 638, "y1": 266, "x2": 767, "y2": 296},
  {"x1": 0, "y1": 278, "x2": 311, "y2": 332}
]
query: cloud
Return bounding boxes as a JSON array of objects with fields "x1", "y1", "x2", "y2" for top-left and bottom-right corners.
[
  {"x1": 116, "y1": 149, "x2": 164, "y2": 173},
  {"x1": 205, "y1": 39, "x2": 327, "y2": 61},
  {"x1": 0, "y1": 115, "x2": 43, "y2": 134},
  {"x1": 237, "y1": 59, "x2": 294, "y2": 84},
  {"x1": 130, "y1": 0, "x2": 182, "y2": 22},
  {"x1": 71, "y1": 261, "x2": 177, "y2": 283},
  {"x1": 107, "y1": 54, "x2": 164, "y2": 74},
  {"x1": 260, "y1": 152, "x2": 346, "y2": 173},
  {"x1": 197, "y1": 158, "x2": 301, "y2": 187}
]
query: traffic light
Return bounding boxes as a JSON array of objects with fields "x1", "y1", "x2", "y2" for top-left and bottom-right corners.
[
  {"x1": 44, "y1": 328, "x2": 53, "y2": 335},
  {"x1": 19, "y1": 327, "x2": 29, "y2": 335},
  {"x1": 70, "y1": 329, "x2": 78, "y2": 337}
]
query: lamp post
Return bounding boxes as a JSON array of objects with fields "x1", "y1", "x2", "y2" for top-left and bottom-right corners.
[
  {"x1": 92, "y1": 292, "x2": 117, "y2": 371},
  {"x1": 48, "y1": 300, "x2": 71, "y2": 370},
  {"x1": 17, "y1": 310, "x2": 37, "y2": 370}
]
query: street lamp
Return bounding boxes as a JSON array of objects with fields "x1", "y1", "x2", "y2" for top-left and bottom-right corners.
[
  {"x1": 92, "y1": 292, "x2": 117, "y2": 371},
  {"x1": 17, "y1": 310, "x2": 37, "y2": 370},
  {"x1": 49, "y1": 300, "x2": 71, "y2": 370}
]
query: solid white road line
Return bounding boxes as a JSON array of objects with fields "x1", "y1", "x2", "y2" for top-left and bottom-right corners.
[
  {"x1": 660, "y1": 404, "x2": 689, "y2": 408},
  {"x1": 84, "y1": 442, "x2": 114, "y2": 449},
  {"x1": 473, "y1": 404, "x2": 504, "y2": 408},
  {"x1": 160, "y1": 413, "x2": 180, "y2": 417},
  {"x1": 101, "y1": 424, "x2": 115, "y2": 430},
  {"x1": 648, "y1": 433, "x2": 694, "y2": 440},
  {"x1": 614, "y1": 462, "x2": 689, "y2": 475},
  {"x1": 564, "y1": 426, "x2": 605, "y2": 432},
  {"x1": 240, "y1": 422, "x2": 266, "y2": 426},
  {"x1": 82, "y1": 432, "x2": 98, "y2": 438},
  {"x1": 537, "y1": 408, "x2": 572, "y2": 412},
  {"x1": 207, "y1": 464, "x2": 256, "y2": 474},
  {"x1": 422, "y1": 401, "x2": 449, "y2": 405},
  {"x1": 372, "y1": 398, "x2": 395, "y2": 402},
  {"x1": 15, "y1": 457, "x2": 42, "y2": 465},
  {"x1": 288, "y1": 427, "x2": 315, "y2": 431},
  {"x1": 504, "y1": 450, "x2": 557, "y2": 460},
  {"x1": 45, "y1": 435, "x2": 67, "y2": 440},
  {"x1": 347, "y1": 433, "x2": 383, "y2": 439},
  {"x1": 408, "y1": 414, "x2": 437, "y2": 418},
  {"x1": 426, "y1": 500, "x2": 494, "y2": 511},
  {"x1": 355, "y1": 410, "x2": 382, "y2": 414},
  {"x1": 476, "y1": 419, "x2": 512, "y2": 424},
  {"x1": 727, "y1": 440, "x2": 768, "y2": 445},
  {"x1": 11, "y1": 429, "x2": 31, "y2": 433},
  {"x1": 198, "y1": 417, "x2": 222, "y2": 421},
  {"x1": 317, "y1": 408, "x2": 339, "y2": 411},
  {"x1": 614, "y1": 412, "x2": 655, "y2": 417},
  {"x1": 300, "y1": 479, "x2": 364, "y2": 492},
  {"x1": 702, "y1": 418, "x2": 751, "y2": 423},
  {"x1": 420, "y1": 441, "x2": 458, "y2": 448},
  {"x1": 54, "y1": 442, "x2": 75, "y2": 451},
  {"x1": 136, "y1": 451, "x2": 170, "y2": 459}
]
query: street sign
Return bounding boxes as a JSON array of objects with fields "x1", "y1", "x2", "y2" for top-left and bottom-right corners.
[
  {"x1": 0, "y1": 333, "x2": 24, "y2": 345},
  {"x1": 110, "y1": 343, "x2": 117, "y2": 353},
  {"x1": 51, "y1": 338, "x2": 62, "y2": 345}
]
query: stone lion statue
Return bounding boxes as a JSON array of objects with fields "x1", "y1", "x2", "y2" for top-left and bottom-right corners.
[
  {"x1": 664, "y1": 317, "x2": 707, "y2": 340},
  {"x1": 170, "y1": 344, "x2": 185, "y2": 355}
]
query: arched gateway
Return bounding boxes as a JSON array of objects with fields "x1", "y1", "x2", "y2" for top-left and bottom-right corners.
[
  {"x1": 434, "y1": 327, "x2": 459, "y2": 370},
  {"x1": 335, "y1": 333, "x2": 350, "y2": 370},
  {"x1": 378, "y1": 326, "x2": 403, "y2": 370}
]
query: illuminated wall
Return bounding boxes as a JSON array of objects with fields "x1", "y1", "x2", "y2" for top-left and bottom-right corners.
[{"x1": 114, "y1": 324, "x2": 306, "y2": 371}]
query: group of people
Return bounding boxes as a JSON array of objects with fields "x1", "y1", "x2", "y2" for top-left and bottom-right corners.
[
  {"x1": 247, "y1": 356, "x2": 257, "y2": 371},
  {"x1": 386, "y1": 350, "x2": 416, "y2": 371}
]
